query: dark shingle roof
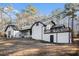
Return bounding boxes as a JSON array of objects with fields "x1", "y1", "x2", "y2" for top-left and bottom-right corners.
[
  {"x1": 5, "y1": 25, "x2": 18, "y2": 32},
  {"x1": 31, "y1": 21, "x2": 46, "y2": 29}
]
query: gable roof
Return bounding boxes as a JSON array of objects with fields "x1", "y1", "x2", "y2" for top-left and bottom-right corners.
[
  {"x1": 51, "y1": 21, "x2": 56, "y2": 26},
  {"x1": 5, "y1": 25, "x2": 18, "y2": 32},
  {"x1": 51, "y1": 24, "x2": 65, "y2": 29},
  {"x1": 31, "y1": 21, "x2": 46, "y2": 29}
]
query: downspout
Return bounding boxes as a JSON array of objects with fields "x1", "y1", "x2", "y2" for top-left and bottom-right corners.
[{"x1": 41, "y1": 25, "x2": 44, "y2": 40}]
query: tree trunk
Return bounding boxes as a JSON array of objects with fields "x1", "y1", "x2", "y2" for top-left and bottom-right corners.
[{"x1": 72, "y1": 17, "x2": 74, "y2": 42}]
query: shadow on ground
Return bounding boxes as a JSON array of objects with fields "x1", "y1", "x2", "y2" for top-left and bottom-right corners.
[{"x1": 0, "y1": 38, "x2": 79, "y2": 56}]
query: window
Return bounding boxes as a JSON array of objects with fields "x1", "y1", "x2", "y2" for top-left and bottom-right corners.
[{"x1": 36, "y1": 23, "x2": 39, "y2": 26}]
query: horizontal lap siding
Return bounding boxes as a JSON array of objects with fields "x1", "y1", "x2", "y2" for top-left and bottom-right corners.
[
  {"x1": 32, "y1": 23, "x2": 44, "y2": 40},
  {"x1": 43, "y1": 33, "x2": 56, "y2": 42},
  {"x1": 43, "y1": 32, "x2": 72, "y2": 43},
  {"x1": 57, "y1": 32, "x2": 70, "y2": 43},
  {"x1": 6, "y1": 27, "x2": 14, "y2": 38}
]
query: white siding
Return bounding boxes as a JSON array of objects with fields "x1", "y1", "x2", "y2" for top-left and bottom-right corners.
[
  {"x1": 6, "y1": 26, "x2": 14, "y2": 38},
  {"x1": 32, "y1": 23, "x2": 44, "y2": 40},
  {"x1": 6, "y1": 26, "x2": 21, "y2": 38},
  {"x1": 43, "y1": 33, "x2": 56, "y2": 42},
  {"x1": 57, "y1": 32, "x2": 71, "y2": 43},
  {"x1": 46, "y1": 23, "x2": 53, "y2": 30},
  {"x1": 31, "y1": 22, "x2": 72, "y2": 43},
  {"x1": 14, "y1": 31, "x2": 21, "y2": 38},
  {"x1": 43, "y1": 32, "x2": 72, "y2": 43}
]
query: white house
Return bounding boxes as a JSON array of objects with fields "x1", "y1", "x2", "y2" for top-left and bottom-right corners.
[
  {"x1": 31, "y1": 21, "x2": 46, "y2": 40},
  {"x1": 31, "y1": 21, "x2": 55, "y2": 40},
  {"x1": 5, "y1": 25, "x2": 21, "y2": 38},
  {"x1": 43, "y1": 25, "x2": 72, "y2": 43},
  {"x1": 31, "y1": 21, "x2": 72, "y2": 43},
  {"x1": 5, "y1": 21, "x2": 72, "y2": 43}
]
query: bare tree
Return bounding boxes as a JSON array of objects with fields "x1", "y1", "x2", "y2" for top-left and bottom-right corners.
[
  {"x1": 64, "y1": 3, "x2": 79, "y2": 38},
  {"x1": 16, "y1": 5, "x2": 39, "y2": 29},
  {"x1": 0, "y1": 5, "x2": 14, "y2": 32}
]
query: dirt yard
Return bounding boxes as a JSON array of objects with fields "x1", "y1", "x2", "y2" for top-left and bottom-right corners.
[{"x1": 0, "y1": 38, "x2": 79, "y2": 56}]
